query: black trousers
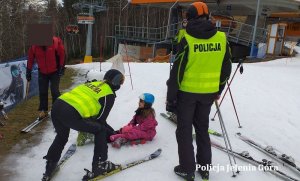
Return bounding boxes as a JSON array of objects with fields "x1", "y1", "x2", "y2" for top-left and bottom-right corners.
[
  {"x1": 38, "y1": 71, "x2": 60, "y2": 111},
  {"x1": 45, "y1": 99, "x2": 111, "y2": 166},
  {"x1": 176, "y1": 91, "x2": 214, "y2": 173}
]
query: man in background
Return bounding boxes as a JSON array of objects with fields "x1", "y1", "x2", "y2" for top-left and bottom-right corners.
[{"x1": 26, "y1": 23, "x2": 65, "y2": 119}]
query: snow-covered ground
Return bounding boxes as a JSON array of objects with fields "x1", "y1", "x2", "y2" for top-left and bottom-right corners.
[{"x1": 1, "y1": 48, "x2": 300, "y2": 181}]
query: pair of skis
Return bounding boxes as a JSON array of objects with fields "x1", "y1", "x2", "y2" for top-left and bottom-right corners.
[
  {"x1": 21, "y1": 114, "x2": 50, "y2": 133},
  {"x1": 83, "y1": 148, "x2": 162, "y2": 181},
  {"x1": 41, "y1": 144, "x2": 162, "y2": 181},
  {"x1": 160, "y1": 112, "x2": 223, "y2": 137},
  {"x1": 211, "y1": 140, "x2": 299, "y2": 181},
  {"x1": 236, "y1": 132, "x2": 300, "y2": 176}
]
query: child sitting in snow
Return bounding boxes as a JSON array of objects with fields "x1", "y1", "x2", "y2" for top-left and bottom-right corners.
[{"x1": 110, "y1": 93, "x2": 158, "y2": 148}]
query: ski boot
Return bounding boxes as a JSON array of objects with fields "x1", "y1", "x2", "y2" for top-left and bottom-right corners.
[
  {"x1": 174, "y1": 165, "x2": 195, "y2": 181},
  {"x1": 41, "y1": 159, "x2": 58, "y2": 181},
  {"x1": 199, "y1": 170, "x2": 209, "y2": 181},
  {"x1": 111, "y1": 137, "x2": 128, "y2": 148},
  {"x1": 82, "y1": 161, "x2": 120, "y2": 180}
]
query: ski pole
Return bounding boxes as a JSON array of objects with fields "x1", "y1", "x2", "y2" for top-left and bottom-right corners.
[
  {"x1": 124, "y1": 42, "x2": 134, "y2": 90},
  {"x1": 211, "y1": 59, "x2": 243, "y2": 121},
  {"x1": 214, "y1": 100, "x2": 239, "y2": 176},
  {"x1": 227, "y1": 81, "x2": 242, "y2": 128},
  {"x1": 169, "y1": 51, "x2": 173, "y2": 71}
]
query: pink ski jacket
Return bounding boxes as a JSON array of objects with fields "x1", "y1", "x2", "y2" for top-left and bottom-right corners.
[{"x1": 122, "y1": 113, "x2": 158, "y2": 141}]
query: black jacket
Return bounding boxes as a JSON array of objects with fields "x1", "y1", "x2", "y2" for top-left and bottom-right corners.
[
  {"x1": 167, "y1": 19, "x2": 232, "y2": 102},
  {"x1": 96, "y1": 94, "x2": 115, "y2": 123}
]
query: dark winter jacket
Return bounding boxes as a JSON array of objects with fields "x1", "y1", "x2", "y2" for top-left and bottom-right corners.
[
  {"x1": 167, "y1": 19, "x2": 232, "y2": 102},
  {"x1": 95, "y1": 94, "x2": 116, "y2": 123},
  {"x1": 27, "y1": 36, "x2": 65, "y2": 74}
]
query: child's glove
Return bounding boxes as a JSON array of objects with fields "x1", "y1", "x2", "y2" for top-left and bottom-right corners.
[{"x1": 110, "y1": 134, "x2": 123, "y2": 142}]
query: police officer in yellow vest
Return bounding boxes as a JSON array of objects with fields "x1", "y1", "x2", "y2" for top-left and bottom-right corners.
[
  {"x1": 166, "y1": 2, "x2": 232, "y2": 181},
  {"x1": 174, "y1": 19, "x2": 188, "y2": 44},
  {"x1": 42, "y1": 69, "x2": 125, "y2": 181},
  {"x1": 172, "y1": 19, "x2": 188, "y2": 56}
]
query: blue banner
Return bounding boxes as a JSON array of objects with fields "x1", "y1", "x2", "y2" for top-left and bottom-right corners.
[{"x1": 0, "y1": 58, "x2": 39, "y2": 110}]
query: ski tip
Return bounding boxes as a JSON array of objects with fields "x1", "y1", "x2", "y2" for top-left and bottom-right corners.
[
  {"x1": 155, "y1": 148, "x2": 162, "y2": 154},
  {"x1": 160, "y1": 112, "x2": 168, "y2": 117},
  {"x1": 236, "y1": 132, "x2": 241, "y2": 136},
  {"x1": 150, "y1": 148, "x2": 162, "y2": 158}
]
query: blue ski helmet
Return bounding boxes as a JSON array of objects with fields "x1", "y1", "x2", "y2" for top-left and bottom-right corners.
[{"x1": 139, "y1": 93, "x2": 155, "y2": 105}]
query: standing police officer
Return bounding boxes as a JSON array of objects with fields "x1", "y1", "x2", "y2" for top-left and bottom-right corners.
[
  {"x1": 173, "y1": 19, "x2": 188, "y2": 55},
  {"x1": 166, "y1": 2, "x2": 232, "y2": 181}
]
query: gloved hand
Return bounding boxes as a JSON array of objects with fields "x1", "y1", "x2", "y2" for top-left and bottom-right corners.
[
  {"x1": 26, "y1": 68, "x2": 31, "y2": 81},
  {"x1": 110, "y1": 134, "x2": 123, "y2": 142},
  {"x1": 58, "y1": 66, "x2": 64, "y2": 77},
  {"x1": 166, "y1": 100, "x2": 177, "y2": 113}
]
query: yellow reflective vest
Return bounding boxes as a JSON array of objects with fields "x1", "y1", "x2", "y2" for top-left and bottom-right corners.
[
  {"x1": 179, "y1": 31, "x2": 226, "y2": 93},
  {"x1": 175, "y1": 29, "x2": 186, "y2": 44},
  {"x1": 59, "y1": 81, "x2": 113, "y2": 118}
]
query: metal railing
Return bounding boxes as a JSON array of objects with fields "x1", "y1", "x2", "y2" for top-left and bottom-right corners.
[
  {"x1": 218, "y1": 20, "x2": 268, "y2": 46},
  {"x1": 115, "y1": 20, "x2": 268, "y2": 46},
  {"x1": 115, "y1": 23, "x2": 178, "y2": 43}
]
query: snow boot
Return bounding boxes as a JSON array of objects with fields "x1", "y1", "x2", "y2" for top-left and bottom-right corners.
[
  {"x1": 174, "y1": 165, "x2": 195, "y2": 181},
  {"x1": 77, "y1": 132, "x2": 94, "y2": 146},
  {"x1": 82, "y1": 161, "x2": 120, "y2": 180},
  {"x1": 111, "y1": 137, "x2": 128, "y2": 148},
  {"x1": 41, "y1": 160, "x2": 58, "y2": 181}
]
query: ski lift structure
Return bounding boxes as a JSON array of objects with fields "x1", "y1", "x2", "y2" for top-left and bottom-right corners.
[
  {"x1": 77, "y1": 13, "x2": 95, "y2": 24},
  {"x1": 72, "y1": 0, "x2": 107, "y2": 63},
  {"x1": 210, "y1": 10, "x2": 237, "y2": 32}
]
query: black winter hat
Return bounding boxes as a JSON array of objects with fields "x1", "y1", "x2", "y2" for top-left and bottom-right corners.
[{"x1": 104, "y1": 69, "x2": 124, "y2": 91}]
